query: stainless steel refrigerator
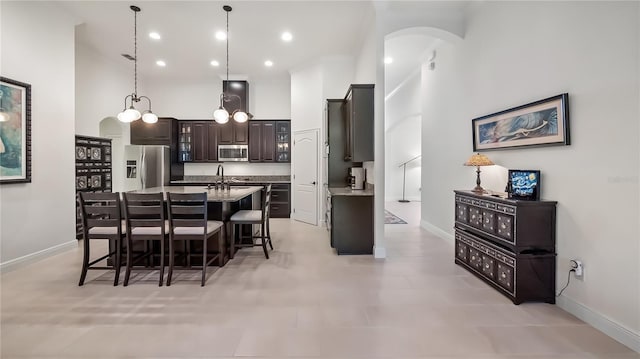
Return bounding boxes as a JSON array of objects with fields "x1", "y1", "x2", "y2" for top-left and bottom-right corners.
[{"x1": 123, "y1": 145, "x2": 170, "y2": 192}]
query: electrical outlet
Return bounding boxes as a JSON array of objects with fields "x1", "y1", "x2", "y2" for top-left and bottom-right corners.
[{"x1": 571, "y1": 259, "x2": 584, "y2": 280}]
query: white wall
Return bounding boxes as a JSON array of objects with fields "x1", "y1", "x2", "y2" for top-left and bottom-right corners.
[
  {"x1": 290, "y1": 57, "x2": 356, "y2": 225},
  {"x1": 385, "y1": 73, "x2": 421, "y2": 201},
  {"x1": 145, "y1": 74, "x2": 291, "y2": 120},
  {"x1": 0, "y1": 2, "x2": 77, "y2": 264},
  {"x1": 75, "y1": 37, "x2": 132, "y2": 137},
  {"x1": 421, "y1": 1, "x2": 639, "y2": 348},
  {"x1": 386, "y1": 116, "x2": 421, "y2": 201}
]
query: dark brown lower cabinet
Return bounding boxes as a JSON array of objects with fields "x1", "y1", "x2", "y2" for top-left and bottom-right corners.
[
  {"x1": 330, "y1": 195, "x2": 373, "y2": 254},
  {"x1": 269, "y1": 183, "x2": 290, "y2": 218}
]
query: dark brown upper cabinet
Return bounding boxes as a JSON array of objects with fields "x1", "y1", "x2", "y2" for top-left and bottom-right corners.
[
  {"x1": 275, "y1": 121, "x2": 290, "y2": 163},
  {"x1": 218, "y1": 121, "x2": 248, "y2": 145},
  {"x1": 343, "y1": 85, "x2": 374, "y2": 162},
  {"x1": 249, "y1": 120, "x2": 275, "y2": 162},
  {"x1": 178, "y1": 121, "x2": 218, "y2": 163},
  {"x1": 130, "y1": 117, "x2": 177, "y2": 146}
]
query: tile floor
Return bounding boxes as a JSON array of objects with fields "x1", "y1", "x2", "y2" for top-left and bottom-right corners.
[{"x1": 1, "y1": 208, "x2": 638, "y2": 358}]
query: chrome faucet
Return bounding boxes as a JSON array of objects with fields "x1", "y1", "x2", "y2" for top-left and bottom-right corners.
[{"x1": 216, "y1": 164, "x2": 224, "y2": 184}]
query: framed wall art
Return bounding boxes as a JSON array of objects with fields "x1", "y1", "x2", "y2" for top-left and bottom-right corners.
[
  {"x1": 0, "y1": 77, "x2": 32, "y2": 184},
  {"x1": 472, "y1": 93, "x2": 570, "y2": 151}
]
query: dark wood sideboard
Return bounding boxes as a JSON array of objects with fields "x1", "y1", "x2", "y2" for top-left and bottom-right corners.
[{"x1": 454, "y1": 190, "x2": 557, "y2": 304}]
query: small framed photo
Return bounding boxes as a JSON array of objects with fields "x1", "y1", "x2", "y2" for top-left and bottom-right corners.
[{"x1": 508, "y1": 169, "x2": 540, "y2": 200}]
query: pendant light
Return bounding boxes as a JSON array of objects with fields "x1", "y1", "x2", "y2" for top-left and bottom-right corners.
[
  {"x1": 213, "y1": 5, "x2": 253, "y2": 124},
  {"x1": 117, "y1": 5, "x2": 158, "y2": 124}
]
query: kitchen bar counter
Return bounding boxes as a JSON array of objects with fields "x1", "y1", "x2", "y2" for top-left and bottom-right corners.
[
  {"x1": 171, "y1": 175, "x2": 290, "y2": 185},
  {"x1": 127, "y1": 185, "x2": 262, "y2": 266},
  {"x1": 328, "y1": 187, "x2": 374, "y2": 196},
  {"x1": 129, "y1": 185, "x2": 263, "y2": 202}
]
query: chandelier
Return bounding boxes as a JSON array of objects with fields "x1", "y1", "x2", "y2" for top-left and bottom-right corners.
[
  {"x1": 213, "y1": 5, "x2": 252, "y2": 124},
  {"x1": 117, "y1": 5, "x2": 158, "y2": 124}
]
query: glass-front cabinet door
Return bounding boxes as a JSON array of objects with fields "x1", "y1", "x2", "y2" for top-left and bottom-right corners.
[
  {"x1": 178, "y1": 122, "x2": 193, "y2": 162},
  {"x1": 275, "y1": 120, "x2": 290, "y2": 163}
]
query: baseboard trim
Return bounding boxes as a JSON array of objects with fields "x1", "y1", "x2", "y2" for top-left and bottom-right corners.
[
  {"x1": 557, "y1": 295, "x2": 640, "y2": 353},
  {"x1": 373, "y1": 246, "x2": 386, "y2": 259},
  {"x1": 0, "y1": 240, "x2": 78, "y2": 273},
  {"x1": 420, "y1": 220, "x2": 454, "y2": 244}
]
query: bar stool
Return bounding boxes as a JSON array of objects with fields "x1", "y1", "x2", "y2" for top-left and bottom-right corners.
[
  {"x1": 229, "y1": 184, "x2": 273, "y2": 259},
  {"x1": 77, "y1": 192, "x2": 126, "y2": 286},
  {"x1": 166, "y1": 192, "x2": 224, "y2": 286},
  {"x1": 122, "y1": 192, "x2": 168, "y2": 287}
]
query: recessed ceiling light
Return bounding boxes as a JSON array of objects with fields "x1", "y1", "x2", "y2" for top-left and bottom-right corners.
[
  {"x1": 281, "y1": 32, "x2": 293, "y2": 42},
  {"x1": 210, "y1": 60, "x2": 220, "y2": 67},
  {"x1": 156, "y1": 60, "x2": 166, "y2": 67},
  {"x1": 149, "y1": 32, "x2": 161, "y2": 40},
  {"x1": 264, "y1": 60, "x2": 273, "y2": 67},
  {"x1": 215, "y1": 31, "x2": 227, "y2": 41},
  {"x1": 384, "y1": 57, "x2": 393, "y2": 64}
]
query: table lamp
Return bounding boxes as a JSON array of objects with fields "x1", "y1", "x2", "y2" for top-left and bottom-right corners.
[{"x1": 464, "y1": 153, "x2": 494, "y2": 193}]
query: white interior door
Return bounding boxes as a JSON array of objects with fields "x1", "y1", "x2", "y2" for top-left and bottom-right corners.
[{"x1": 293, "y1": 129, "x2": 318, "y2": 225}]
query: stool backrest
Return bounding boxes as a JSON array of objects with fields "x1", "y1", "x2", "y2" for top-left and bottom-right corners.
[
  {"x1": 78, "y1": 192, "x2": 122, "y2": 239},
  {"x1": 167, "y1": 192, "x2": 207, "y2": 229},
  {"x1": 122, "y1": 192, "x2": 166, "y2": 235}
]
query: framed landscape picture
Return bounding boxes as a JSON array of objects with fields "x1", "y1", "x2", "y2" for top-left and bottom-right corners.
[
  {"x1": 0, "y1": 77, "x2": 31, "y2": 184},
  {"x1": 472, "y1": 93, "x2": 570, "y2": 151}
]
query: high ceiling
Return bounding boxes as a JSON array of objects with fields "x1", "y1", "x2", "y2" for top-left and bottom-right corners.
[{"x1": 60, "y1": 1, "x2": 374, "y2": 81}]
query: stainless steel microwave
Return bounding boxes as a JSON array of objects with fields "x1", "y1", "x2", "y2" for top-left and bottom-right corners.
[{"x1": 218, "y1": 144, "x2": 248, "y2": 162}]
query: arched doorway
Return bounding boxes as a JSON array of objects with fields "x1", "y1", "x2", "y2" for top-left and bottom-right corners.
[
  {"x1": 99, "y1": 117, "x2": 125, "y2": 192},
  {"x1": 382, "y1": 26, "x2": 462, "y2": 233}
]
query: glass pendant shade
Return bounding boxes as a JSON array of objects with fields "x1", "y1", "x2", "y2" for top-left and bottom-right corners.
[
  {"x1": 233, "y1": 111, "x2": 248, "y2": 123},
  {"x1": 213, "y1": 107, "x2": 230, "y2": 124},
  {"x1": 142, "y1": 111, "x2": 158, "y2": 124},
  {"x1": 125, "y1": 107, "x2": 141, "y2": 122}
]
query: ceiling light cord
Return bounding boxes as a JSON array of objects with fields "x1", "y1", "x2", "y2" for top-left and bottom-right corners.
[
  {"x1": 226, "y1": 11, "x2": 229, "y2": 85},
  {"x1": 117, "y1": 5, "x2": 157, "y2": 124},
  {"x1": 133, "y1": 6, "x2": 138, "y2": 97}
]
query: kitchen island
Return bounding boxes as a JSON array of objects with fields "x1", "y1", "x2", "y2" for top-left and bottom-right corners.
[{"x1": 128, "y1": 185, "x2": 263, "y2": 265}]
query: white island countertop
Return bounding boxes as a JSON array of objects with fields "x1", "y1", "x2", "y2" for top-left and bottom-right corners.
[{"x1": 128, "y1": 186, "x2": 263, "y2": 202}]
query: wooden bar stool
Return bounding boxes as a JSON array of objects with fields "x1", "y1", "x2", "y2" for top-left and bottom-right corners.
[
  {"x1": 77, "y1": 192, "x2": 126, "y2": 286},
  {"x1": 229, "y1": 184, "x2": 273, "y2": 259},
  {"x1": 166, "y1": 192, "x2": 224, "y2": 286},
  {"x1": 122, "y1": 192, "x2": 168, "y2": 287}
]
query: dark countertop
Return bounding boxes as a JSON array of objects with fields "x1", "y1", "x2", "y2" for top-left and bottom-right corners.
[{"x1": 171, "y1": 175, "x2": 291, "y2": 185}]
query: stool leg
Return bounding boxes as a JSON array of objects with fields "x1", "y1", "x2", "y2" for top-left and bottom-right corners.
[
  {"x1": 230, "y1": 223, "x2": 236, "y2": 259},
  {"x1": 114, "y1": 238, "x2": 122, "y2": 286},
  {"x1": 167, "y1": 238, "x2": 174, "y2": 286},
  {"x1": 218, "y1": 227, "x2": 226, "y2": 266},
  {"x1": 201, "y1": 237, "x2": 207, "y2": 287},
  {"x1": 261, "y1": 221, "x2": 269, "y2": 259},
  {"x1": 78, "y1": 238, "x2": 90, "y2": 286},
  {"x1": 266, "y1": 218, "x2": 273, "y2": 250},
  {"x1": 158, "y1": 239, "x2": 165, "y2": 287},
  {"x1": 124, "y1": 238, "x2": 133, "y2": 286}
]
